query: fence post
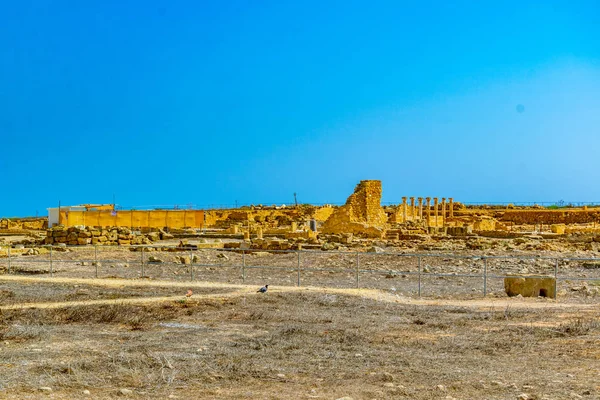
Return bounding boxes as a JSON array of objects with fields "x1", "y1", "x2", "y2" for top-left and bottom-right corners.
[
  {"x1": 554, "y1": 258, "x2": 558, "y2": 300},
  {"x1": 483, "y1": 257, "x2": 488, "y2": 297},
  {"x1": 355, "y1": 252, "x2": 360, "y2": 288},
  {"x1": 297, "y1": 250, "x2": 301, "y2": 287},
  {"x1": 7, "y1": 246, "x2": 11, "y2": 274},
  {"x1": 94, "y1": 245, "x2": 98, "y2": 278},
  {"x1": 50, "y1": 246, "x2": 53, "y2": 277},
  {"x1": 418, "y1": 256, "x2": 422, "y2": 297},
  {"x1": 242, "y1": 250, "x2": 246, "y2": 282},
  {"x1": 141, "y1": 246, "x2": 145, "y2": 278},
  {"x1": 190, "y1": 248, "x2": 194, "y2": 281}
]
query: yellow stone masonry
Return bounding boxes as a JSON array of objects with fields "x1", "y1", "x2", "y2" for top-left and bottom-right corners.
[{"x1": 322, "y1": 180, "x2": 388, "y2": 238}]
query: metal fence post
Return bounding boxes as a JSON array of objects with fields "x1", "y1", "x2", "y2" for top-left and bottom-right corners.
[
  {"x1": 50, "y1": 246, "x2": 53, "y2": 277},
  {"x1": 297, "y1": 250, "x2": 301, "y2": 287},
  {"x1": 483, "y1": 257, "x2": 488, "y2": 296},
  {"x1": 190, "y1": 248, "x2": 194, "y2": 281},
  {"x1": 418, "y1": 256, "x2": 422, "y2": 297},
  {"x1": 242, "y1": 250, "x2": 246, "y2": 282},
  {"x1": 141, "y1": 246, "x2": 145, "y2": 278},
  {"x1": 7, "y1": 246, "x2": 11, "y2": 274},
  {"x1": 554, "y1": 258, "x2": 558, "y2": 300},
  {"x1": 94, "y1": 245, "x2": 98, "y2": 278},
  {"x1": 355, "y1": 252, "x2": 360, "y2": 288}
]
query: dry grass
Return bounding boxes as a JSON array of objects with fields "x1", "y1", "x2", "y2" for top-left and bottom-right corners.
[{"x1": 0, "y1": 283, "x2": 599, "y2": 399}]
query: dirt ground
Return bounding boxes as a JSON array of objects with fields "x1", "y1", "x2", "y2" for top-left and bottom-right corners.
[
  {"x1": 3, "y1": 245, "x2": 600, "y2": 302},
  {"x1": 1, "y1": 276, "x2": 600, "y2": 400}
]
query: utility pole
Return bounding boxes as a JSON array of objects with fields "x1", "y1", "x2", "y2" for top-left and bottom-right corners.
[{"x1": 294, "y1": 192, "x2": 298, "y2": 208}]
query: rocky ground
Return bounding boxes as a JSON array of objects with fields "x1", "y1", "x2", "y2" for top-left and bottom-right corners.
[
  {"x1": 0, "y1": 279, "x2": 599, "y2": 399},
  {"x1": 2, "y1": 235, "x2": 600, "y2": 302}
]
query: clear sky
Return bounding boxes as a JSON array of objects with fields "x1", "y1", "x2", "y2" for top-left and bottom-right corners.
[{"x1": 1, "y1": 1, "x2": 599, "y2": 217}]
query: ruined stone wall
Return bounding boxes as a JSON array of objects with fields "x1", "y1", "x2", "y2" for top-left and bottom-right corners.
[
  {"x1": 203, "y1": 206, "x2": 335, "y2": 228},
  {"x1": 321, "y1": 180, "x2": 388, "y2": 238},
  {"x1": 501, "y1": 210, "x2": 600, "y2": 225},
  {"x1": 43, "y1": 226, "x2": 159, "y2": 246},
  {"x1": 313, "y1": 206, "x2": 335, "y2": 222},
  {"x1": 0, "y1": 218, "x2": 47, "y2": 230}
]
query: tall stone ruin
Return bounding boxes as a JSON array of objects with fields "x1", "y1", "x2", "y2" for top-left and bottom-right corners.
[{"x1": 322, "y1": 180, "x2": 388, "y2": 238}]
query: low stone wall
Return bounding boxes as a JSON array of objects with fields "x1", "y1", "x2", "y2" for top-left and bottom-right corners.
[
  {"x1": 43, "y1": 226, "x2": 156, "y2": 246},
  {"x1": 0, "y1": 218, "x2": 47, "y2": 230},
  {"x1": 501, "y1": 210, "x2": 600, "y2": 224}
]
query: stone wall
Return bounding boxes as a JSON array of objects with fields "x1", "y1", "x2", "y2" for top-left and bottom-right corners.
[
  {"x1": 203, "y1": 206, "x2": 335, "y2": 228},
  {"x1": 321, "y1": 180, "x2": 388, "y2": 238},
  {"x1": 501, "y1": 210, "x2": 600, "y2": 225},
  {"x1": 44, "y1": 226, "x2": 156, "y2": 246},
  {"x1": 0, "y1": 218, "x2": 47, "y2": 230}
]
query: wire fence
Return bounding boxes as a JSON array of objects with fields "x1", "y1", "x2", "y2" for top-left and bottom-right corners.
[
  {"x1": 113, "y1": 201, "x2": 600, "y2": 210},
  {"x1": 2, "y1": 245, "x2": 600, "y2": 299},
  {"x1": 4, "y1": 200, "x2": 600, "y2": 219}
]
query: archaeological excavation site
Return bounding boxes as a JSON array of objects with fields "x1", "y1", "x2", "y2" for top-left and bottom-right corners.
[
  {"x1": 3, "y1": 179, "x2": 600, "y2": 298},
  {"x1": 2, "y1": 180, "x2": 600, "y2": 399}
]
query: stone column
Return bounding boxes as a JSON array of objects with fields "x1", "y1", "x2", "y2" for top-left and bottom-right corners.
[
  {"x1": 418, "y1": 197, "x2": 423, "y2": 220},
  {"x1": 291, "y1": 222, "x2": 297, "y2": 232},
  {"x1": 402, "y1": 197, "x2": 408, "y2": 223},
  {"x1": 441, "y1": 198, "x2": 446, "y2": 225},
  {"x1": 433, "y1": 197, "x2": 439, "y2": 227},
  {"x1": 243, "y1": 231, "x2": 250, "y2": 241},
  {"x1": 449, "y1": 198, "x2": 454, "y2": 218},
  {"x1": 410, "y1": 197, "x2": 415, "y2": 221},
  {"x1": 257, "y1": 226, "x2": 263, "y2": 239},
  {"x1": 425, "y1": 197, "x2": 431, "y2": 226}
]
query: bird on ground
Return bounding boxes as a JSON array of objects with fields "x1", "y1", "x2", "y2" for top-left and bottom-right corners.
[
  {"x1": 186, "y1": 289, "x2": 193, "y2": 297},
  {"x1": 257, "y1": 284, "x2": 269, "y2": 293}
]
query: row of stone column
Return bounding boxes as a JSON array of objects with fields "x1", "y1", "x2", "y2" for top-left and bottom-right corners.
[{"x1": 401, "y1": 197, "x2": 454, "y2": 226}]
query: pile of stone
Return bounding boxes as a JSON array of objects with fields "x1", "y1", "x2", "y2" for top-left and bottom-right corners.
[{"x1": 43, "y1": 226, "x2": 157, "y2": 246}]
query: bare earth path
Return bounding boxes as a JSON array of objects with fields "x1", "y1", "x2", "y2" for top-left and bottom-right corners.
[{"x1": 1, "y1": 275, "x2": 595, "y2": 311}]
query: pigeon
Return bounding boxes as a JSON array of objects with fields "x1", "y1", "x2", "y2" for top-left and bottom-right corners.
[
  {"x1": 257, "y1": 284, "x2": 269, "y2": 293},
  {"x1": 186, "y1": 289, "x2": 193, "y2": 297}
]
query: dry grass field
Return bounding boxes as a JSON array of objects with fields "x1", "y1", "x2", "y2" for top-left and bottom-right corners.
[{"x1": 1, "y1": 276, "x2": 599, "y2": 400}]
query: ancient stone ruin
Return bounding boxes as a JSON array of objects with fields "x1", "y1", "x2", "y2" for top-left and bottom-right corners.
[
  {"x1": 321, "y1": 180, "x2": 388, "y2": 238},
  {"x1": 504, "y1": 275, "x2": 556, "y2": 298}
]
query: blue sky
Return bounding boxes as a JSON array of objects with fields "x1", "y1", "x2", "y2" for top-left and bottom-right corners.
[{"x1": 1, "y1": 1, "x2": 599, "y2": 216}]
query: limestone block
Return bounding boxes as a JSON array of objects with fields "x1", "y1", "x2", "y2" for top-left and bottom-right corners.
[
  {"x1": 551, "y1": 224, "x2": 566, "y2": 234},
  {"x1": 504, "y1": 275, "x2": 555, "y2": 298}
]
